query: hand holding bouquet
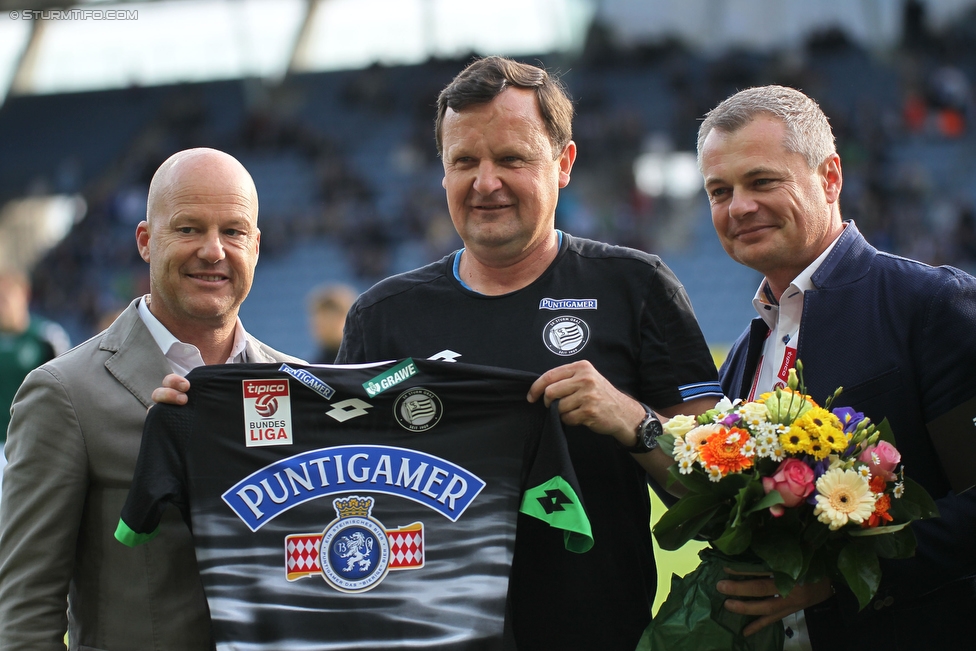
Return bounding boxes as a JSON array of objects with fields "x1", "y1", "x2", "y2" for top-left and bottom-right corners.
[{"x1": 638, "y1": 362, "x2": 938, "y2": 650}]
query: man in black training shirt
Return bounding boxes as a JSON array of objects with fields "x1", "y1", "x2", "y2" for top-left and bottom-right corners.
[{"x1": 336, "y1": 57, "x2": 723, "y2": 650}]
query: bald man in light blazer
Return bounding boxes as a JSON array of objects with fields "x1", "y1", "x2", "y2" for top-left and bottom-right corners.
[{"x1": 0, "y1": 148, "x2": 302, "y2": 650}]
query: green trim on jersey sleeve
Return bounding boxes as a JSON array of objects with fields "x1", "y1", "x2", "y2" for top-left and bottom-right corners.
[
  {"x1": 519, "y1": 477, "x2": 593, "y2": 553},
  {"x1": 114, "y1": 519, "x2": 160, "y2": 547}
]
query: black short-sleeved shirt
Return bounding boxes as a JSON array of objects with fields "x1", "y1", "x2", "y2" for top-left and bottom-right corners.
[
  {"x1": 117, "y1": 360, "x2": 591, "y2": 650},
  {"x1": 337, "y1": 233, "x2": 721, "y2": 650}
]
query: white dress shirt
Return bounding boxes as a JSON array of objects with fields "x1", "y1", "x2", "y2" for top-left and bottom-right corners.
[
  {"x1": 138, "y1": 296, "x2": 249, "y2": 376},
  {"x1": 748, "y1": 226, "x2": 845, "y2": 651}
]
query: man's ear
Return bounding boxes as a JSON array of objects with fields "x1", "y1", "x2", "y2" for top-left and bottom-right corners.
[
  {"x1": 822, "y1": 153, "x2": 842, "y2": 204},
  {"x1": 136, "y1": 221, "x2": 151, "y2": 263},
  {"x1": 558, "y1": 141, "x2": 577, "y2": 189}
]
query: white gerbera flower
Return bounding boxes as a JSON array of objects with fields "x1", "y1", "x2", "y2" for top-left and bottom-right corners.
[
  {"x1": 686, "y1": 424, "x2": 722, "y2": 450},
  {"x1": 813, "y1": 468, "x2": 877, "y2": 530}
]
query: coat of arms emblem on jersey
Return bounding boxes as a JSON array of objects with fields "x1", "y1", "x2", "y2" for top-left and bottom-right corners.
[{"x1": 285, "y1": 495, "x2": 424, "y2": 593}]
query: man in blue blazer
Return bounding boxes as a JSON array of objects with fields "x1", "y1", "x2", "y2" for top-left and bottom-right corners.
[{"x1": 697, "y1": 85, "x2": 976, "y2": 650}]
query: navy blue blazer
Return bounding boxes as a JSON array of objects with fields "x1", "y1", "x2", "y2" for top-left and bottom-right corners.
[{"x1": 720, "y1": 222, "x2": 976, "y2": 615}]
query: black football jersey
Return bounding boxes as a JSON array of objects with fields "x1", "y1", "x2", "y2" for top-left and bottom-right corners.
[{"x1": 117, "y1": 359, "x2": 591, "y2": 650}]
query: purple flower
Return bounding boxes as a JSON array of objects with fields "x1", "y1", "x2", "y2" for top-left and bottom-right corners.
[
  {"x1": 832, "y1": 407, "x2": 865, "y2": 433},
  {"x1": 720, "y1": 413, "x2": 740, "y2": 427},
  {"x1": 807, "y1": 457, "x2": 831, "y2": 505}
]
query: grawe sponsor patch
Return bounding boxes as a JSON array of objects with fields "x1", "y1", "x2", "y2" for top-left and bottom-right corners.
[
  {"x1": 242, "y1": 379, "x2": 293, "y2": 447},
  {"x1": 363, "y1": 358, "x2": 418, "y2": 398}
]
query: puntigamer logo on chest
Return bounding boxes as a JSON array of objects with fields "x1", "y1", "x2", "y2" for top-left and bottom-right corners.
[{"x1": 242, "y1": 379, "x2": 294, "y2": 447}]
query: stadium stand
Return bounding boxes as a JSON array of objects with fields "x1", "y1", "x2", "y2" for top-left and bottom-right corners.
[{"x1": 3, "y1": 11, "x2": 976, "y2": 360}]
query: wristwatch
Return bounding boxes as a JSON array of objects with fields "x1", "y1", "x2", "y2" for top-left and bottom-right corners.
[{"x1": 618, "y1": 402, "x2": 663, "y2": 453}]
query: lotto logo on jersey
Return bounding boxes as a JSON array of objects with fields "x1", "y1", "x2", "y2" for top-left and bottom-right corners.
[{"x1": 242, "y1": 379, "x2": 294, "y2": 447}]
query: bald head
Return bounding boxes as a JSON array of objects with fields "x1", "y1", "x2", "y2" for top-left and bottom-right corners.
[
  {"x1": 136, "y1": 148, "x2": 262, "y2": 347},
  {"x1": 147, "y1": 148, "x2": 258, "y2": 227}
]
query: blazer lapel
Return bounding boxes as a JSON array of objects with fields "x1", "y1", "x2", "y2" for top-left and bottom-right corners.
[{"x1": 102, "y1": 300, "x2": 172, "y2": 410}]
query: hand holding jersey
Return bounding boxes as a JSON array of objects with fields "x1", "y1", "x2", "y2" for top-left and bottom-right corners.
[
  {"x1": 154, "y1": 372, "x2": 190, "y2": 405},
  {"x1": 527, "y1": 359, "x2": 713, "y2": 487}
]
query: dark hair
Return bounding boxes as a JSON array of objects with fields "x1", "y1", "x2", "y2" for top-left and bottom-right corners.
[{"x1": 435, "y1": 56, "x2": 574, "y2": 159}]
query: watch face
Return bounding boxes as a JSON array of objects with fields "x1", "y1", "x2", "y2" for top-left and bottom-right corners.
[
  {"x1": 645, "y1": 418, "x2": 663, "y2": 440},
  {"x1": 637, "y1": 416, "x2": 661, "y2": 451}
]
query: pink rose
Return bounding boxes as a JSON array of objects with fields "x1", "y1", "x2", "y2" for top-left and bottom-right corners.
[
  {"x1": 762, "y1": 459, "x2": 816, "y2": 517},
  {"x1": 858, "y1": 441, "x2": 901, "y2": 482}
]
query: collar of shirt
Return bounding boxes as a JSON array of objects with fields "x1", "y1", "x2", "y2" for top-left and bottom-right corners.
[
  {"x1": 453, "y1": 230, "x2": 564, "y2": 293},
  {"x1": 751, "y1": 224, "x2": 847, "y2": 329},
  {"x1": 137, "y1": 296, "x2": 249, "y2": 376},
  {"x1": 747, "y1": 225, "x2": 846, "y2": 401}
]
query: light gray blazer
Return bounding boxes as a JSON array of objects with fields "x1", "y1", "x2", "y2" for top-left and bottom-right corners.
[{"x1": 0, "y1": 299, "x2": 301, "y2": 650}]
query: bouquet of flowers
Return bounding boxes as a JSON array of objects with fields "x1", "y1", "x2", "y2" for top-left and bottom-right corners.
[{"x1": 637, "y1": 362, "x2": 939, "y2": 651}]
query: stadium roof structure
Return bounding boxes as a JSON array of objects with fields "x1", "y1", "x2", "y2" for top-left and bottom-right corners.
[
  {"x1": 0, "y1": 0, "x2": 595, "y2": 104},
  {"x1": 1, "y1": 0, "x2": 976, "y2": 106}
]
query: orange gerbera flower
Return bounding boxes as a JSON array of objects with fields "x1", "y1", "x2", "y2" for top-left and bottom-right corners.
[
  {"x1": 864, "y1": 493, "x2": 893, "y2": 528},
  {"x1": 869, "y1": 475, "x2": 887, "y2": 493},
  {"x1": 699, "y1": 427, "x2": 754, "y2": 476}
]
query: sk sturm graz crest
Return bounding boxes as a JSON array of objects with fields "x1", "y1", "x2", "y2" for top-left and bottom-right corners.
[
  {"x1": 542, "y1": 316, "x2": 590, "y2": 356},
  {"x1": 393, "y1": 388, "x2": 442, "y2": 432},
  {"x1": 285, "y1": 495, "x2": 424, "y2": 593}
]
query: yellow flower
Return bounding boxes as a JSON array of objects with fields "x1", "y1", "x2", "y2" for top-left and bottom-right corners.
[
  {"x1": 779, "y1": 426, "x2": 812, "y2": 455},
  {"x1": 813, "y1": 468, "x2": 877, "y2": 530},
  {"x1": 794, "y1": 408, "x2": 849, "y2": 454}
]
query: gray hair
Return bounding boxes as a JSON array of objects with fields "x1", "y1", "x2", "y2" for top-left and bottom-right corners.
[{"x1": 697, "y1": 85, "x2": 836, "y2": 170}]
